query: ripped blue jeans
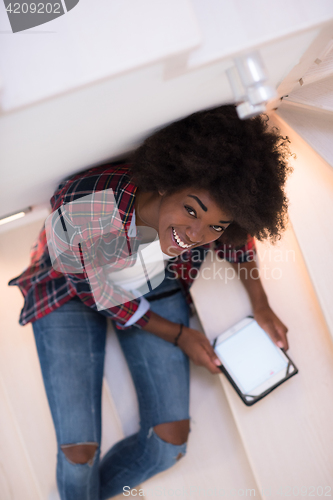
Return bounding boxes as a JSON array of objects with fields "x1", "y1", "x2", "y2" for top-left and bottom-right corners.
[{"x1": 33, "y1": 271, "x2": 190, "y2": 500}]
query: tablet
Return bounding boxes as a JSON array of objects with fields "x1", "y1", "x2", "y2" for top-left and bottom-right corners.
[{"x1": 213, "y1": 317, "x2": 298, "y2": 406}]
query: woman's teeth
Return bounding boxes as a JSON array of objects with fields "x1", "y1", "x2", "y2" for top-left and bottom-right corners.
[{"x1": 172, "y1": 228, "x2": 193, "y2": 249}]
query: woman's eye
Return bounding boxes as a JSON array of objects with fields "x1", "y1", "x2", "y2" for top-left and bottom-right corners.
[
  {"x1": 185, "y1": 206, "x2": 196, "y2": 217},
  {"x1": 212, "y1": 225, "x2": 224, "y2": 232}
]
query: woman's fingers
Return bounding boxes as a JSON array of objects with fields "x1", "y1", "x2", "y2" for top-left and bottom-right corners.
[
  {"x1": 276, "y1": 323, "x2": 289, "y2": 351},
  {"x1": 178, "y1": 327, "x2": 222, "y2": 374},
  {"x1": 202, "y1": 340, "x2": 223, "y2": 373},
  {"x1": 199, "y1": 339, "x2": 222, "y2": 373},
  {"x1": 266, "y1": 320, "x2": 288, "y2": 350},
  {"x1": 255, "y1": 307, "x2": 289, "y2": 351},
  {"x1": 194, "y1": 346, "x2": 222, "y2": 374}
]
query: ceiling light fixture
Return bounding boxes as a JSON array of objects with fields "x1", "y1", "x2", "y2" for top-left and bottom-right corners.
[
  {"x1": 0, "y1": 207, "x2": 32, "y2": 226},
  {"x1": 227, "y1": 51, "x2": 277, "y2": 119}
]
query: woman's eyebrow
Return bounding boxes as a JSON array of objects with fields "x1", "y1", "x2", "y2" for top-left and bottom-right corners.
[
  {"x1": 188, "y1": 195, "x2": 207, "y2": 212},
  {"x1": 188, "y1": 195, "x2": 233, "y2": 224}
]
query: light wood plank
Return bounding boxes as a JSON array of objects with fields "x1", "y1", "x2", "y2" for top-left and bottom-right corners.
[
  {"x1": 0, "y1": 218, "x2": 131, "y2": 499},
  {"x1": 0, "y1": 219, "x2": 58, "y2": 498},
  {"x1": 0, "y1": 375, "x2": 42, "y2": 500},
  {"x1": 104, "y1": 291, "x2": 260, "y2": 498},
  {"x1": 272, "y1": 111, "x2": 333, "y2": 338},
  {"x1": 191, "y1": 226, "x2": 333, "y2": 494},
  {"x1": 139, "y1": 313, "x2": 260, "y2": 499}
]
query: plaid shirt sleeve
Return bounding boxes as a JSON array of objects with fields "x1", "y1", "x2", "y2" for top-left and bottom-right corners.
[
  {"x1": 49, "y1": 166, "x2": 153, "y2": 329},
  {"x1": 8, "y1": 165, "x2": 151, "y2": 329}
]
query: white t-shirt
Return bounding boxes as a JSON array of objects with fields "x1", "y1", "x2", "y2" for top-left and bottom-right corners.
[{"x1": 107, "y1": 210, "x2": 172, "y2": 327}]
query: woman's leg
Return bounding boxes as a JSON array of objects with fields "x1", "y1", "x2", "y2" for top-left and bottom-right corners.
[
  {"x1": 100, "y1": 286, "x2": 190, "y2": 499},
  {"x1": 33, "y1": 298, "x2": 107, "y2": 500}
]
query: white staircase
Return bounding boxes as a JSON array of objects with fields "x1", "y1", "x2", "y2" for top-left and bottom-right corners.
[
  {"x1": 189, "y1": 43, "x2": 333, "y2": 498},
  {"x1": 191, "y1": 229, "x2": 333, "y2": 498},
  {"x1": 1, "y1": 2, "x2": 333, "y2": 499},
  {"x1": 2, "y1": 114, "x2": 333, "y2": 498},
  {"x1": 275, "y1": 42, "x2": 333, "y2": 339}
]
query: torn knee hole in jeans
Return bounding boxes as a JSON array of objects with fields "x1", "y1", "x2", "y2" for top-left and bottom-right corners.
[
  {"x1": 151, "y1": 420, "x2": 190, "y2": 446},
  {"x1": 61, "y1": 442, "x2": 98, "y2": 466},
  {"x1": 147, "y1": 429, "x2": 185, "y2": 461}
]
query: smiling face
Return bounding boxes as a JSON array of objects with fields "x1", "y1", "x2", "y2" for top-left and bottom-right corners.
[{"x1": 156, "y1": 188, "x2": 233, "y2": 256}]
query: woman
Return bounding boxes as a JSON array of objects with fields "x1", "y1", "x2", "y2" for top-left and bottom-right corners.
[{"x1": 9, "y1": 105, "x2": 292, "y2": 499}]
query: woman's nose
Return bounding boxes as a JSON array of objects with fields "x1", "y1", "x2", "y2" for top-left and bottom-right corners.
[{"x1": 185, "y1": 224, "x2": 204, "y2": 244}]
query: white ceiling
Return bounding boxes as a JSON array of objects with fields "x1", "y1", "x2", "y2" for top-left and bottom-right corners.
[{"x1": 1, "y1": 0, "x2": 333, "y2": 220}]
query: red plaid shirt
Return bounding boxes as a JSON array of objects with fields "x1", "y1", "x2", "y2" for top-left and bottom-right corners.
[{"x1": 9, "y1": 164, "x2": 256, "y2": 329}]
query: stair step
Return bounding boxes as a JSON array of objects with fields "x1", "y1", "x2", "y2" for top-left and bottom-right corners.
[
  {"x1": 271, "y1": 111, "x2": 333, "y2": 339},
  {"x1": 104, "y1": 314, "x2": 260, "y2": 499},
  {"x1": 191, "y1": 225, "x2": 333, "y2": 490},
  {"x1": 1, "y1": 218, "x2": 135, "y2": 499}
]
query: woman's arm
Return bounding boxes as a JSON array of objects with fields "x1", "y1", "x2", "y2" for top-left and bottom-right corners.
[
  {"x1": 144, "y1": 311, "x2": 222, "y2": 374},
  {"x1": 231, "y1": 260, "x2": 289, "y2": 350}
]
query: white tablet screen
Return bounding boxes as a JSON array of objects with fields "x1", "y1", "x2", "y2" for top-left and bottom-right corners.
[{"x1": 215, "y1": 321, "x2": 288, "y2": 394}]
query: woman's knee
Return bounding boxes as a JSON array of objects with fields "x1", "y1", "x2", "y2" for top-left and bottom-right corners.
[
  {"x1": 144, "y1": 419, "x2": 189, "y2": 473},
  {"x1": 61, "y1": 442, "x2": 99, "y2": 466},
  {"x1": 153, "y1": 419, "x2": 190, "y2": 446}
]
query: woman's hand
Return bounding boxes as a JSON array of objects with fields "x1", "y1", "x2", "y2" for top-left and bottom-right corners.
[
  {"x1": 254, "y1": 305, "x2": 289, "y2": 350},
  {"x1": 144, "y1": 311, "x2": 222, "y2": 374},
  {"x1": 177, "y1": 326, "x2": 222, "y2": 374}
]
